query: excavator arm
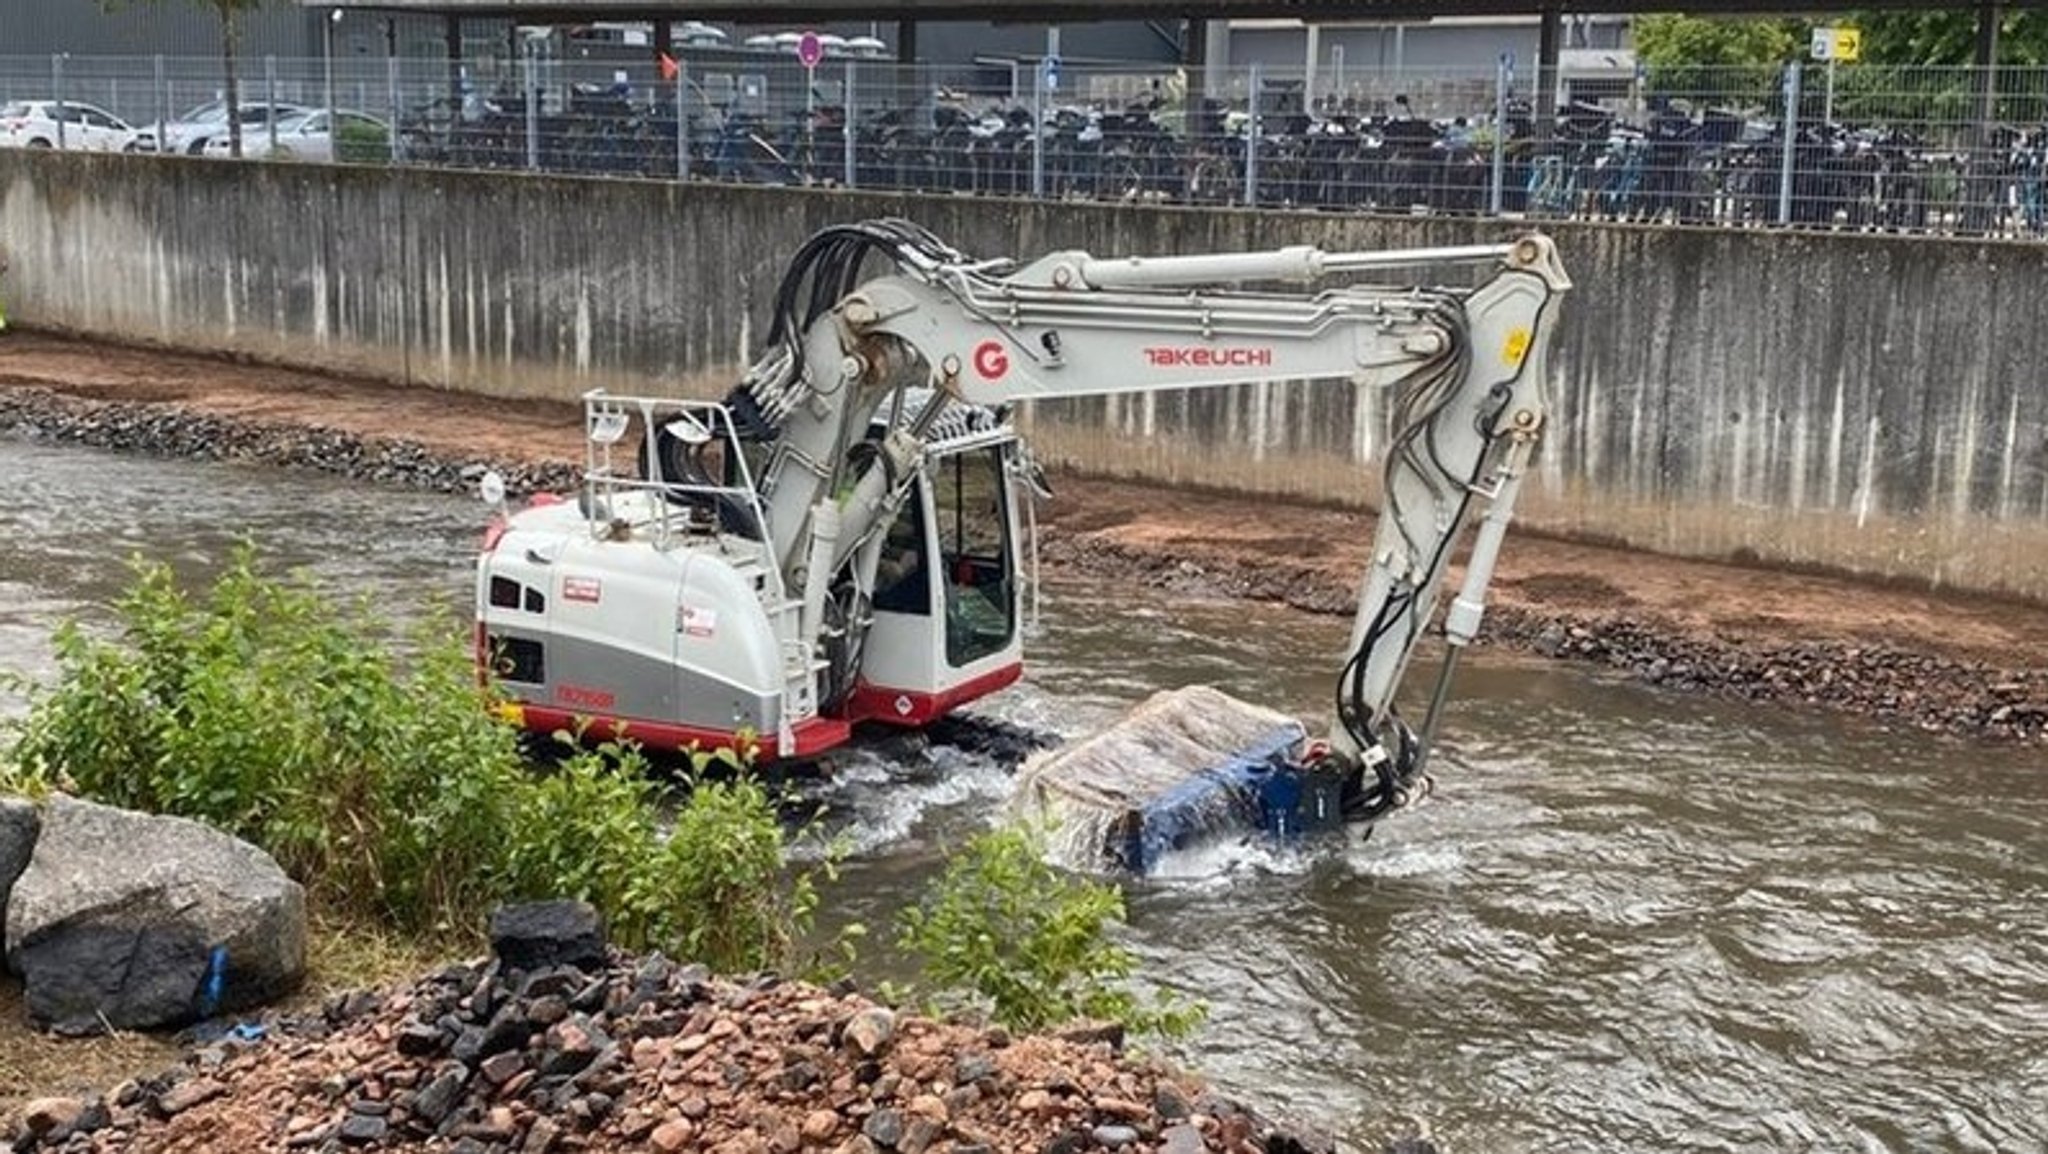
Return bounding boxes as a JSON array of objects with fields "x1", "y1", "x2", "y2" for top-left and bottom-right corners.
[{"x1": 728, "y1": 220, "x2": 1568, "y2": 821}]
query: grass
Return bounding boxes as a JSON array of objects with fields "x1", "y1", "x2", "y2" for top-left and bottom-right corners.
[{"x1": 0, "y1": 978, "x2": 178, "y2": 1117}]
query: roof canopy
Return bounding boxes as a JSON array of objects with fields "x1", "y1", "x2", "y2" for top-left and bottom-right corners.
[{"x1": 305, "y1": 0, "x2": 2035, "y2": 23}]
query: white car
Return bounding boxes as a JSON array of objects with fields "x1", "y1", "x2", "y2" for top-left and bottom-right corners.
[
  {"x1": 162, "y1": 100, "x2": 310, "y2": 155},
  {"x1": 203, "y1": 109, "x2": 388, "y2": 162},
  {"x1": 0, "y1": 100, "x2": 157, "y2": 152}
]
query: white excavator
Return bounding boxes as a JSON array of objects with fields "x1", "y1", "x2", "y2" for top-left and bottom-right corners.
[{"x1": 475, "y1": 219, "x2": 1569, "y2": 871}]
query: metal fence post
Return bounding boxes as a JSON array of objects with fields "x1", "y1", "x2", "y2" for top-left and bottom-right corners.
[
  {"x1": 1490, "y1": 52, "x2": 1510, "y2": 216},
  {"x1": 675, "y1": 58, "x2": 689, "y2": 182},
  {"x1": 523, "y1": 41, "x2": 540, "y2": 172},
  {"x1": 843, "y1": 59, "x2": 857, "y2": 189},
  {"x1": 1030, "y1": 56, "x2": 1045, "y2": 198},
  {"x1": 155, "y1": 54, "x2": 167, "y2": 155},
  {"x1": 385, "y1": 54, "x2": 400, "y2": 162},
  {"x1": 266, "y1": 56, "x2": 279, "y2": 154},
  {"x1": 52, "y1": 55, "x2": 66, "y2": 151},
  {"x1": 1244, "y1": 61, "x2": 1261, "y2": 206},
  {"x1": 322, "y1": 30, "x2": 336, "y2": 164},
  {"x1": 1777, "y1": 60, "x2": 1802, "y2": 225}
]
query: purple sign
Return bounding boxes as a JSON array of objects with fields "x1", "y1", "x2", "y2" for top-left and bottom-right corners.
[{"x1": 797, "y1": 31, "x2": 823, "y2": 69}]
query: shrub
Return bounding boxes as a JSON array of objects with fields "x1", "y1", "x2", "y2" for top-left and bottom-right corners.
[
  {"x1": 334, "y1": 118, "x2": 390, "y2": 165},
  {"x1": 896, "y1": 824, "x2": 1204, "y2": 1039},
  {"x1": 0, "y1": 546, "x2": 823, "y2": 973}
]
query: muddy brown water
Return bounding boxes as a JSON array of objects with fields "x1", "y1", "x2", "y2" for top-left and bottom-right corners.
[{"x1": 3, "y1": 441, "x2": 2046, "y2": 1153}]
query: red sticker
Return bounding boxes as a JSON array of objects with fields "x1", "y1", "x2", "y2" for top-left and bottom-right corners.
[
  {"x1": 972, "y1": 340, "x2": 1010, "y2": 381},
  {"x1": 562, "y1": 576, "x2": 602, "y2": 603}
]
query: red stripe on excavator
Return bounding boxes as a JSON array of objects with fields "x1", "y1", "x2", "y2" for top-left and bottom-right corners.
[
  {"x1": 842, "y1": 662, "x2": 1024, "y2": 727},
  {"x1": 509, "y1": 705, "x2": 852, "y2": 760}
]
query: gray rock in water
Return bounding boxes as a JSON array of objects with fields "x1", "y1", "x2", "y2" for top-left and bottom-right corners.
[
  {"x1": 0, "y1": 796, "x2": 38, "y2": 953},
  {"x1": 4, "y1": 796, "x2": 306, "y2": 1033},
  {"x1": 489, "y1": 900, "x2": 605, "y2": 973}
]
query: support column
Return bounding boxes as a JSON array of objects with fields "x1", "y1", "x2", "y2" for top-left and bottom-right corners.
[
  {"x1": 1971, "y1": 0, "x2": 2004, "y2": 231},
  {"x1": 895, "y1": 19, "x2": 917, "y2": 64},
  {"x1": 445, "y1": 14, "x2": 462, "y2": 111},
  {"x1": 1535, "y1": 2, "x2": 1561, "y2": 146},
  {"x1": 1203, "y1": 18, "x2": 1230, "y2": 103},
  {"x1": 653, "y1": 18, "x2": 672, "y2": 64},
  {"x1": 1183, "y1": 19, "x2": 1205, "y2": 68},
  {"x1": 1975, "y1": 0, "x2": 2002, "y2": 125},
  {"x1": 1303, "y1": 22, "x2": 1319, "y2": 111}
]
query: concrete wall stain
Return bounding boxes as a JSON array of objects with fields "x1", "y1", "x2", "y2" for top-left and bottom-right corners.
[{"x1": 4, "y1": 151, "x2": 2046, "y2": 601}]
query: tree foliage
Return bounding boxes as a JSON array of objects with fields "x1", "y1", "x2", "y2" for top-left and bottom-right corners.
[
  {"x1": 1633, "y1": 15, "x2": 1804, "y2": 72},
  {"x1": 1633, "y1": 11, "x2": 2048, "y2": 71},
  {"x1": 1847, "y1": 10, "x2": 2048, "y2": 69}
]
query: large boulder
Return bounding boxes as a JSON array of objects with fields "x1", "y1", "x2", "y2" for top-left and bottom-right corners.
[
  {"x1": 4, "y1": 795, "x2": 306, "y2": 1034},
  {"x1": 0, "y1": 796, "x2": 37, "y2": 952}
]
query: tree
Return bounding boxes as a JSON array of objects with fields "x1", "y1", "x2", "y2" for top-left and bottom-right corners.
[
  {"x1": 1846, "y1": 10, "x2": 2048, "y2": 68},
  {"x1": 1634, "y1": 11, "x2": 2048, "y2": 72},
  {"x1": 106, "y1": 0, "x2": 267, "y2": 158},
  {"x1": 1632, "y1": 14, "x2": 1803, "y2": 72}
]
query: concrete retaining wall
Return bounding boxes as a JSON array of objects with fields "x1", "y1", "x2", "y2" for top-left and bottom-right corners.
[{"x1": 4, "y1": 152, "x2": 2046, "y2": 601}]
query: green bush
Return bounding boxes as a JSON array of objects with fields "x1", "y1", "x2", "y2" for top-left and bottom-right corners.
[
  {"x1": 896, "y1": 824, "x2": 1204, "y2": 1039},
  {"x1": 334, "y1": 119, "x2": 390, "y2": 165},
  {"x1": 0, "y1": 546, "x2": 821, "y2": 973}
]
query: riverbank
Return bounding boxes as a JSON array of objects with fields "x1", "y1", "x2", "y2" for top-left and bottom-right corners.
[{"x1": 2, "y1": 332, "x2": 2044, "y2": 746}]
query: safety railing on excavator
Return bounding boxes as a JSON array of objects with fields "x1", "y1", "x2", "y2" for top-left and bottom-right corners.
[{"x1": 578, "y1": 392, "x2": 785, "y2": 598}]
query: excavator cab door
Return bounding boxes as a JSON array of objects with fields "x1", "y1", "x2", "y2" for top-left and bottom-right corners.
[
  {"x1": 849, "y1": 442, "x2": 1022, "y2": 724},
  {"x1": 931, "y1": 446, "x2": 1017, "y2": 667}
]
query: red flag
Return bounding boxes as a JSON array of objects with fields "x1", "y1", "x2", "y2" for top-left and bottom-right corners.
[{"x1": 659, "y1": 53, "x2": 679, "y2": 83}]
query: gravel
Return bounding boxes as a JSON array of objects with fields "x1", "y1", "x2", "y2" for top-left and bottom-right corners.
[
  {"x1": 0, "y1": 387, "x2": 576, "y2": 499},
  {"x1": 3, "y1": 942, "x2": 1343, "y2": 1154},
  {"x1": 1040, "y1": 533, "x2": 2048, "y2": 746}
]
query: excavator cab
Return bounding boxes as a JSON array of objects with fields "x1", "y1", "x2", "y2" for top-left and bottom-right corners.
[{"x1": 843, "y1": 406, "x2": 1025, "y2": 728}]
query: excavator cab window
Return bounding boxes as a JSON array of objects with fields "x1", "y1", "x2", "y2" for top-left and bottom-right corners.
[
  {"x1": 873, "y1": 496, "x2": 930, "y2": 616},
  {"x1": 933, "y1": 447, "x2": 1014, "y2": 666}
]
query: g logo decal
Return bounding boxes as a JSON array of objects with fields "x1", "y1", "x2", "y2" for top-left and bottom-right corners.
[{"x1": 972, "y1": 340, "x2": 1010, "y2": 381}]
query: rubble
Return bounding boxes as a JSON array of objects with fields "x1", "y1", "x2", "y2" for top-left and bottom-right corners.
[
  {"x1": 1040, "y1": 534, "x2": 2048, "y2": 746},
  {"x1": 4, "y1": 904, "x2": 1335, "y2": 1154},
  {"x1": 0, "y1": 388, "x2": 576, "y2": 500}
]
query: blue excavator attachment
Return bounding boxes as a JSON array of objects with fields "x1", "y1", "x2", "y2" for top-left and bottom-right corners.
[{"x1": 1013, "y1": 685, "x2": 1357, "y2": 874}]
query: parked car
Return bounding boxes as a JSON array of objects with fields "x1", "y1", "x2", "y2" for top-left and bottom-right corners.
[
  {"x1": 162, "y1": 100, "x2": 310, "y2": 155},
  {"x1": 203, "y1": 109, "x2": 389, "y2": 162},
  {"x1": 0, "y1": 100, "x2": 157, "y2": 152}
]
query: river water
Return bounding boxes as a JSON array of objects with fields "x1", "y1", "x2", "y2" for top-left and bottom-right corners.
[{"x1": 4, "y1": 440, "x2": 2046, "y2": 1153}]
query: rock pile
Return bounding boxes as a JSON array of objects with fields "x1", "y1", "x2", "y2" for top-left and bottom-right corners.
[
  {"x1": 0, "y1": 389, "x2": 577, "y2": 498},
  {"x1": 6, "y1": 902, "x2": 1334, "y2": 1154},
  {"x1": 1041, "y1": 533, "x2": 2048, "y2": 746}
]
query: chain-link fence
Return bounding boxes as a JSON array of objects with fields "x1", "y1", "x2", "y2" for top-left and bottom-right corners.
[{"x1": 3, "y1": 52, "x2": 2044, "y2": 239}]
